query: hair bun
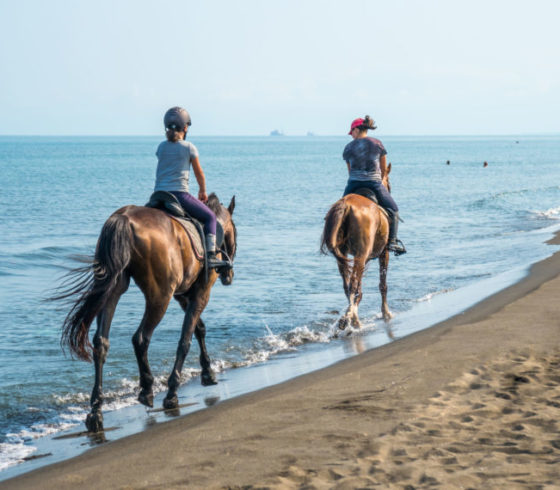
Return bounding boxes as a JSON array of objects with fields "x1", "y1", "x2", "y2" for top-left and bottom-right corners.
[{"x1": 364, "y1": 115, "x2": 377, "y2": 130}]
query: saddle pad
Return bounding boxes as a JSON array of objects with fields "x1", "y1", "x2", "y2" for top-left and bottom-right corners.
[
  {"x1": 378, "y1": 207, "x2": 389, "y2": 220},
  {"x1": 169, "y1": 215, "x2": 205, "y2": 261}
]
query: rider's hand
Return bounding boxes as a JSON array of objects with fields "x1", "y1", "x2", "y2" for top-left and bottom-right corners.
[{"x1": 199, "y1": 190, "x2": 208, "y2": 203}]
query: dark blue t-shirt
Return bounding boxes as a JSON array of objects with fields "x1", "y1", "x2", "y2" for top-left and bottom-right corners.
[{"x1": 342, "y1": 137, "x2": 387, "y2": 182}]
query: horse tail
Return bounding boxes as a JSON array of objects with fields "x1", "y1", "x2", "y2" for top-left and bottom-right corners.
[
  {"x1": 57, "y1": 213, "x2": 133, "y2": 361},
  {"x1": 320, "y1": 199, "x2": 349, "y2": 264}
]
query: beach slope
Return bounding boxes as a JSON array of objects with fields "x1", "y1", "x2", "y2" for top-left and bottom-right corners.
[{"x1": 5, "y1": 238, "x2": 560, "y2": 489}]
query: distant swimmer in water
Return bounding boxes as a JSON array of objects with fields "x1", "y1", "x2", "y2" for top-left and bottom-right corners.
[
  {"x1": 483, "y1": 161, "x2": 488, "y2": 168},
  {"x1": 446, "y1": 160, "x2": 450, "y2": 165},
  {"x1": 342, "y1": 115, "x2": 406, "y2": 255}
]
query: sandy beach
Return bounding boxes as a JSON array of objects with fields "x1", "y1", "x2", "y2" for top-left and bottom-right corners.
[{"x1": 4, "y1": 234, "x2": 560, "y2": 489}]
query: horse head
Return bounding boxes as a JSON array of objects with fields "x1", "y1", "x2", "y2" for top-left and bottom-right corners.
[
  {"x1": 383, "y1": 162, "x2": 392, "y2": 193},
  {"x1": 207, "y1": 193, "x2": 237, "y2": 286}
]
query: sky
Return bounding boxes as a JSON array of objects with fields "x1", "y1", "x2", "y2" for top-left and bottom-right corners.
[{"x1": 0, "y1": 0, "x2": 559, "y2": 136}]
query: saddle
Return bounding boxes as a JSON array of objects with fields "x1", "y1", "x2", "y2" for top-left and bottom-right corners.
[{"x1": 145, "y1": 191, "x2": 225, "y2": 262}]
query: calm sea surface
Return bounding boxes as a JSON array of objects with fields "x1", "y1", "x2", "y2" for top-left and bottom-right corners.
[{"x1": 1, "y1": 135, "x2": 559, "y2": 473}]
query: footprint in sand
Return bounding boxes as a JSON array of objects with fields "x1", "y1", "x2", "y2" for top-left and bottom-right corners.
[{"x1": 259, "y1": 349, "x2": 560, "y2": 489}]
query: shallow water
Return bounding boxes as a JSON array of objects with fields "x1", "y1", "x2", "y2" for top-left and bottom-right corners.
[{"x1": 1, "y1": 135, "x2": 559, "y2": 475}]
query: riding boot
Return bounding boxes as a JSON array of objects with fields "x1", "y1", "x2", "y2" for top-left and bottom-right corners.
[
  {"x1": 386, "y1": 210, "x2": 407, "y2": 256},
  {"x1": 205, "y1": 234, "x2": 232, "y2": 269}
]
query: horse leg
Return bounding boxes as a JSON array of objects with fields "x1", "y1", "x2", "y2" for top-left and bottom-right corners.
[
  {"x1": 351, "y1": 274, "x2": 364, "y2": 328},
  {"x1": 86, "y1": 285, "x2": 126, "y2": 432},
  {"x1": 337, "y1": 258, "x2": 350, "y2": 300},
  {"x1": 164, "y1": 290, "x2": 211, "y2": 409},
  {"x1": 195, "y1": 318, "x2": 218, "y2": 386},
  {"x1": 379, "y1": 249, "x2": 393, "y2": 320},
  {"x1": 349, "y1": 257, "x2": 366, "y2": 328},
  {"x1": 132, "y1": 294, "x2": 172, "y2": 408},
  {"x1": 336, "y1": 258, "x2": 351, "y2": 330},
  {"x1": 339, "y1": 257, "x2": 365, "y2": 330},
  {"x1": 175, "y1": 296, "x2": 217, "y2": 386}
]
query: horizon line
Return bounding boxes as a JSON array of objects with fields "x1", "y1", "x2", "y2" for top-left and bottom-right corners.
[{"x1": 1, "y1": 132, "x2": 559, "y2": 138}]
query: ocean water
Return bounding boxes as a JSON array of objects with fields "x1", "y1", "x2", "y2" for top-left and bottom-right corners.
[{"x1": 1, "y1": 134, "x2": 559, "y2": 475}]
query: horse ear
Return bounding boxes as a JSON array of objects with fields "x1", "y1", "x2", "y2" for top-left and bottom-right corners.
[
  {"x1": 387, "y1": 162, "x2": 392, "y2": 174},
  {"x1": 228, "y1": 196, "x2": 235, "y2": 215}
]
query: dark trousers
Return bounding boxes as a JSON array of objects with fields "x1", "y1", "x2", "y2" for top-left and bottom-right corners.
[
  {"x1": 343, "y1": 180, "x2": 398, "y2": 212},
  {"x1": 170, "y1": 191, "x2": 217, "y2": 235}
]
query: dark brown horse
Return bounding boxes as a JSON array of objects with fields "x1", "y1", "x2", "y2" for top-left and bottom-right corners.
[
  {"x1": 56, "y1": 193, "x2": 236, "y2": 432},
  {"x1": 321, "y1": 164, "x2": 394, "y2": 330}
]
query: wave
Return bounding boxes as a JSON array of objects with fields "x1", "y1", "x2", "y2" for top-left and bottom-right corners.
[
  {"x1": 0, "y1": 442, "x2": 36, "y2": 472},
  {"x1": 0, "y1": 315, "x2": 384, "y2": 472},
  {"x1": 470, "y1": 185, "x2": 560, "y2": 210},
  {"x1": 2, "y1": 246, "x2": 87, "y2": 262},
  {"x1": 0, "y1": 413, "x2": 82, "y2": 472},
  {"x1": 415, "y1": 288, "x2": 455, "y2": 302},
  {"x1": 530, "y1": 206, "x2": 560, "y2": 220},
  {"x1": 0, "y1": 246, "x2": 90, "y2": 277}
]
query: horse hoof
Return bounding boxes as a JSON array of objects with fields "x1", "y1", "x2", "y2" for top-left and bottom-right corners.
[
  {"x1": 338, "y1": 318, "x2": 348, "y2": 330},
  {"x1": 383, "y1": 311, "x2": 394, "y2": 321},
  {"x1": 163, "y1": 395, "x2": 178, "y2": 410},
  {"x1": 138, "y1": 390, "x2": 154, "y2": 408},
  {"x1": 201, "y1": 370, "x2": 217, "y2": 386},
  {"x1": 85, "y1": 412, "x2": 104, "y2": 433}
]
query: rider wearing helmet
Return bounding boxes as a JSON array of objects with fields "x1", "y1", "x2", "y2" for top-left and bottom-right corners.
[
  {"x1": 343, "y1": 115, "x2": 406, "y2": 255},
  {"x1": 155, "y1": 107, "x2": 230, "y2": 269}
]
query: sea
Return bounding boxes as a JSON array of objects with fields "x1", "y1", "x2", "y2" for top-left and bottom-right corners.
[{"x1": 1, "y1": 134, "x2": 559, "y2": 479}]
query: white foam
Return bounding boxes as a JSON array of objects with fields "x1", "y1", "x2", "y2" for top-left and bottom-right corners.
[
  {"x1": 286, "y1": 325, "x2": 330, "y2": 344},
  {"x1": 532, "y1": 206, "x2": 560, "y2": 220},
  {"x1": 52, "y1": 391, "x2": 90, "y2": 404},
  {"x1": 0, "y1": 442, "x2": 36, "y2": 471},
  {"x1": 0, "y1": 416, "x2": 86, "y2": 472},
  {"x1": 263, "y1": 325, "x2": 295, "y2": 352},
  {"x1": 416, "y1": 288, "x2": 455, "y2": 302},
  {"x1": 0, "y1": 316, "x2": 387, "y2": 474},
  {"x1": 210, "y1": 358, "x2": 231, "y2": 373}
]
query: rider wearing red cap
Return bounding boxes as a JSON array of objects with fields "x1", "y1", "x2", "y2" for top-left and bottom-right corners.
[{"x1": 343, "y1": 115, "x2": 406, "y2": 255}]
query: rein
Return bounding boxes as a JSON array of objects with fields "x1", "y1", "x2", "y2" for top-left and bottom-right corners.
[{"x1": 219, "y1": 246, "x2": 233, "y2": 264}]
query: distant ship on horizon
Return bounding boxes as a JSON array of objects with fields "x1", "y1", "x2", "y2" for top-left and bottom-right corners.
[{"x1": 270, "y1": 129, "x2": 284, "y2": 136}]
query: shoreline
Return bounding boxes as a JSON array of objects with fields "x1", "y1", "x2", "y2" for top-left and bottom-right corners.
[{"x1": 4, "y1": 233, "x2": 560, "y2": 488}]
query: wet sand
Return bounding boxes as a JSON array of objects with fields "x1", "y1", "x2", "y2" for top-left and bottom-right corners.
[{"x1": 5, "y1": 235, "x2": 560, "y2": 489}]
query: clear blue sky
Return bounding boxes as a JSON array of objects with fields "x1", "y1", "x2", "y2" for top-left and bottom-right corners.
[{"x1": 1, "y1": 0, "x2": 559, "y2": 136}]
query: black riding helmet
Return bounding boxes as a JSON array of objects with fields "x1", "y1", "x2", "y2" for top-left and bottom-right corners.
[{"x1": 164, "y1": 107, "x2": 192, "y2": 131}]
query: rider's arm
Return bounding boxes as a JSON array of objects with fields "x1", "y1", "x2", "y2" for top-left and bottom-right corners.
[
  {"x1": 346, "y1": 162, "x2": 350, "y2": 174},
  {"x1": 191, "y1": 156, "x2": 208, "y2": 203},
  {"x1": 379, "y1": 154, "x2": 388, "y2": 180}
]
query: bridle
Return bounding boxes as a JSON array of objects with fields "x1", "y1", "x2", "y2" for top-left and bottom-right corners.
[{"x1": 216, "y1": 218, "x2": 236, "y2": 273}]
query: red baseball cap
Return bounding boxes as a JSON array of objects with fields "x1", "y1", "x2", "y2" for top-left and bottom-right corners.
[{"x1": 348, "y1": 118, "x2": 364, "y2": 135}]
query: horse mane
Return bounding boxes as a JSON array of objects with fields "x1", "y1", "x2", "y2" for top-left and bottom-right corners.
[
  {"x1": 207, "y1": 193, "x2": 222, "y2": 216},
  {"x1": 207, "y1": 192, "x2": 237, "y2": 258}
]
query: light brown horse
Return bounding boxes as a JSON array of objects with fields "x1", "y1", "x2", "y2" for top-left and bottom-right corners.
[
  {"x1": 55, "y1": 193, "x2": 236, "y2": 432},
  {"x1": 321, "y1": 164, "x2": 394, "y2": 330}
]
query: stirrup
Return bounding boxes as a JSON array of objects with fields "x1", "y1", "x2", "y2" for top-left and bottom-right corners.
[
  {"x1": 207, "y1": 254, "x2": 233, "y2": 270},
  {"x1": 387, "y1": 239, "x2": 407, "y2": 256}
]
